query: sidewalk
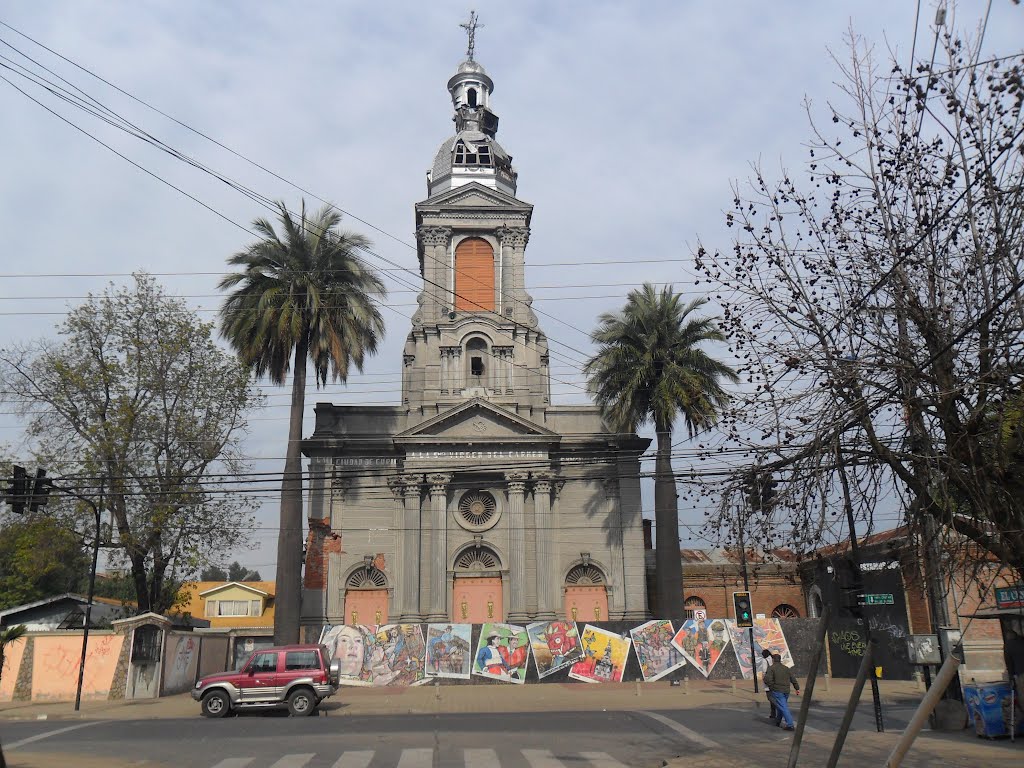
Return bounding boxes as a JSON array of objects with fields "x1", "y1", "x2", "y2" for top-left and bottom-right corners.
[{"x1": 0, "y1": 678, "x2": 925, "y2": 720}]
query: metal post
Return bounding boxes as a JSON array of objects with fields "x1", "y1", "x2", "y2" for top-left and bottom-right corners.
[
  {"x1": 787, "y1": 605, "x2": 831, "y2": 768},
  {"x1": 736, "y1": 501, "x2": 758, "y2": 693},
  {"x1": 824, "y1": 638, "x2": 875, "y2": 768},
  {"x1": 884, "y1": 653, "x2": 961, "y2": 768},
  {"x1": 74, "y1": 499, "x2": 102, "y2": 712}
]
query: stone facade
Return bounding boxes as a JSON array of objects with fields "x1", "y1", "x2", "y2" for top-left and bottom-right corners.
[{"x1": 300, "y1": 53, "x2": 650, "y2": 629}]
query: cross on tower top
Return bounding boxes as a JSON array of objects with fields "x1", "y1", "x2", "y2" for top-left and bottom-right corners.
[{"x1": 459, "y1": 10, "x2": 484, "y2": 61}]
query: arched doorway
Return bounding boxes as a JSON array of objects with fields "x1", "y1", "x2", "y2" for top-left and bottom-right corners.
[
  {"x1": 344, "y1": 566, "x2": 389, "y2": 626},
  {"x1": 684, "y1": 595, "x2": 707, "y2": 619},
  {"x1": 452, "y1": 545, "x2": 503, "y2": 623},
  {"x1": 454, "y1": 237, "x2": 495, "y2": 312},
  {"x1": 564, "y1": 563, "x2": 609, "y2": 622}
]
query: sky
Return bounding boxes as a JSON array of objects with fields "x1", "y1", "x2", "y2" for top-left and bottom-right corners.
[{"x1": 0, "y1": 1, "x2": 1019, "y2": 578}]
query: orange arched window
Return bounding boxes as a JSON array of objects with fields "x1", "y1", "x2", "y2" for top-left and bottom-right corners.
[{"x1": 454, "y1": 237, "x2": 495, "y2": 312}]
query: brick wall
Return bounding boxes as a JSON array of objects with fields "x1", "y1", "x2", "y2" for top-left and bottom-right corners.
[
  {"x1": 682, "y1": 566, "x2": 806, "y2": 619},
  {"x1": 304, "y1": 517, "x2": 342, "y2": 590}
]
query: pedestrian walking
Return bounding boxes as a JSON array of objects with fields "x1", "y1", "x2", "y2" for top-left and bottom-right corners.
[
  {"x1": 1005, "y1": 628, "x2": 1024, "y2": 713},
  {"x1": 764, "y1": 652, "x2": 801, "y2": 731},
  {"x1": 761, "y1": 648, "x2": 777, "y2": 721}
]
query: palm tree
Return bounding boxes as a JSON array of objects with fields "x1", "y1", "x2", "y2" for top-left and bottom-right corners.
[
  {"x1": 585, "y1": 285, "x2": 737, "y2": 619},
  {"x1": 0, "y1": 624, "x2": 27, "y2": 684},
  {"x1": 219, "y1": 201, "x2": 386, "y2": 644}
]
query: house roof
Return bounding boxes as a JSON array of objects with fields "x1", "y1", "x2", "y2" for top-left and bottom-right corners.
[
  {"x1": 197, "y1": 581, "x2": 271, "y2": 598},
  {"x1": 0, "y1": 593, "x2": 136, "y2": 619},
  {"x1": 679, "y1": 548, "x2": 798, "y2": 565},
  {"x1": 813, "y1": 526, "x2": 910, "y2": 558}
]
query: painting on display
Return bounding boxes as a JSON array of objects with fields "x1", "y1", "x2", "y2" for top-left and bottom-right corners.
[
  {"x1": 671, "y1": 619, "x2": 731, "y2": 679},
  {"x1": 425, "y1": 623, "x2": 473, "y2": 679},
  {"x1": 320, "y1": 624, "x2": 375, "y2": 686},
  {"x1": 527, "y1": 620, "x2": 583, "y2": 679},
  {"x1": 569, "y1": 624, "x2": 632, "y2": 683},
  {"x1": 631, "y1": 620, "x2": 685, "y2": 682},
  {"x1": 725, "y1": 618, "x2": 794, "y2": 680},
  {"x1": 473, "y1": 622, "x2": 529, "y2": 683},
  {"x1": 320, "y1": 624, "x2": 427, "y2": 686}
]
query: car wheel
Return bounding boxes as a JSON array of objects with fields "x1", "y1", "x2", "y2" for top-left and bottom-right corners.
[
  {"x1": 287, "y1": 687, "x2": 315, "y2": 717},
  {"x1": 201, "y1": 690, "x2": 231, "y2": 718}
]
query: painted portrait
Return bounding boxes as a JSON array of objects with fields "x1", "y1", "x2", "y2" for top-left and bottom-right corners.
[
  {"x1": 425, "y1": 623, "x2": 473, "y2": 679},
  {"x1": 472, "y1": 622, "x2": 529, "y2": 683},
  {"x1": 320, "y1": 624, "x2": 375, "y2": 686},
  {"x1": 527, "y1": 620, "x2": 582, "y2": 679},
  {"x1": 671, "y1": 619, "x2": 730, "y2": 678},
  {"x1": 631, "y1": 620, "x2": 685, "y2": 682},
  {"x1": 569, "y1": 624, "x2": 632, "y2": 683},
  {"x1": 725, "y1": 618, "x2": 794, "y2": 680}
]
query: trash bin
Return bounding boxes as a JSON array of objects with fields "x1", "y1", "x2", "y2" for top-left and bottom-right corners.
[{"x1": 963, "y1": 681, "x2": 1024, "y2": 738}]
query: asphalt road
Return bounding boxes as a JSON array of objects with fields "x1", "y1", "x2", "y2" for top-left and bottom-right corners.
[{"x1": 0, "y1": 703, "x2": 919, "y2": 768}]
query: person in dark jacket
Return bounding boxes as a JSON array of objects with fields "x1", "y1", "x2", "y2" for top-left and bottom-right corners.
[
  {"x1": 1005, "y1": 628, "x2": 1024, "y2": 707},
  {"x1": 761, "y1": 648, "x2": 777, "y2": 720},
  {"x1": 764, "y1": 652, "x2": 801, "y2": 730}
]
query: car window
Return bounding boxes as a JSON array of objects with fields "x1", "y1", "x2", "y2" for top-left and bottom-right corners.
[
  {"x1": 284, "y1": 651, "x2": 320, "y2": 671},
  {"x1": 249, "y1": 651, "x2": 278, "y2": 673}
]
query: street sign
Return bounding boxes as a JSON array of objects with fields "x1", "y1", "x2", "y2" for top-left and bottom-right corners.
[
  {"x1": 995, "y1": 585, "x2": 1023, "y2": 609},
  {"x1": 693, "y1": 608, "x2": 707, "y2": 621},
  {"x1": 860, "y1": 593, "x2": 895, "y2": 606}
]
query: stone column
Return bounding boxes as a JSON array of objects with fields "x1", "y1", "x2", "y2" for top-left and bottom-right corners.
[
  {"x1": 505, "y1": 470, "x2": 529, "y2": 622},
  {"x1": 533, "y1": 473, "x2": 556, "y2": 620},
  {"x1": 415, "y1": 226, "x2": 452, "y2": 322},
  {"x1": 426, "y1": 473, "x2": 451, "y2": 621},
  {"x1": 604, "y1": 478, "x2": 626, "y2": 619},
  {"x1": 306, "y1": 456, "x2": 330, "y2": 521},
  {"x1": 400, "y1": 475, "x2": 423, "y2": 621}
]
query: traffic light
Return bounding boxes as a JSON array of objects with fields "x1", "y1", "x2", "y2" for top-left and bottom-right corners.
[
  {"x1": 733, "y1": 591, "x2": 753, "y2": 628},
  {"x1": 29, "y1": 468, "x2": 52, "y2": 513},
  {"x1": 4, "y1": 465, "x2": 29, "y2": 514},
  {"x1": 744, "y1": 471, "x2": 778, "y2": 512}
]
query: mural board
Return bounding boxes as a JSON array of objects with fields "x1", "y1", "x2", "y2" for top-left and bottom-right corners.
[
  {"x1": 425, "y1": 623, "x2": 472, "y2": 679},
  {"x1": 725, "y1": 618, "x2": 794, "y2": 680},
  {"x1": 671, "y1": 619, "x2": 731, "y2": 678},
  {"x1": 473, "y1": 622, "x2": 529, "y2": 683},
  {"x1": 569, "y1": 624, "x2": 632, "y2": 683},
  {"x1": 630, "y1": 620, "x2": 684, "y2": 682},
  {"x1": 527, "y1": 620, "x2": 582, "y2": 679},
  {"x1": 321, "y1": 624, "x2": 376, "y2": 686},
  {"x1": 365, "y1": 624, "x2": 427, "y2": 686},
  {"x1": 162, "y1": 634, "x2": 199, "y2": 694}
]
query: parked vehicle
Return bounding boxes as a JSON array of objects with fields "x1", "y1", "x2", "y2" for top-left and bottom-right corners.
[{"x1": 193, "y1": 643, "x2": 341, "y2": 717}]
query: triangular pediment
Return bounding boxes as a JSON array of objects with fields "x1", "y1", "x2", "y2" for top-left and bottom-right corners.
[
  {"x1": 395, "y1": 398, "x2": 558, "y2": 441},
  {"x1": 417, "y1": 182, "x2": 532, "y2": 213}
]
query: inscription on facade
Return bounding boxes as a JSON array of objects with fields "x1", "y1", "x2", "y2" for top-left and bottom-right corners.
[
  {"x1": 334, "y1": 457, "x2": 398, "y2": 466},
  {"x1": 406, "y1": 450, "x2": 546, "y2": 460}
]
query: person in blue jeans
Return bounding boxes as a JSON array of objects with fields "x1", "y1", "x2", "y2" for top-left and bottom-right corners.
[{"x1": 763, "y1": 652, "x2": 801, "y2": 730}]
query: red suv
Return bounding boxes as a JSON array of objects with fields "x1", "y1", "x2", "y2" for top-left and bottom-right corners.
[{"x1": 192, "y1": 644, "x2": 341, "y2": 717}]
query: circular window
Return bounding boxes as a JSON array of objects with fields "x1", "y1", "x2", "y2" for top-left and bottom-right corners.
[{"x1": 456, "y1": 490, "x2": 500, "y2": 531}]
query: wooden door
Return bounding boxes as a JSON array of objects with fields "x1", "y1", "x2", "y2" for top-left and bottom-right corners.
[
  {"x1": 564, "y1": 585, "x2": 609, "y2": 623},
  {"x1": 344, "y1": 589, "x2": 389, "y2": 626},
  {"x1": 452, "y1": 577, "x2": 503, "y2": 623}
]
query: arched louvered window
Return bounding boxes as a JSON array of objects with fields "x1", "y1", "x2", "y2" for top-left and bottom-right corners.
[
  {"x1": 346, "y1": 568, "x2": 387, "y2": 589},
  {"x1": 565, "y1": 564, "x2": 606, "y2": 585},
  {"x1": 772, "y1": 604, "x2": 800, "y2": 619},
  {"x1": 455, "y1": 547, "x2": 500, "y2": 572},
  {"x1": 684, "y1": 596, "x2": 707, "y2": 610},
  {"x1": 454, "y1": 237, "x2": 495, "y2": 312}
]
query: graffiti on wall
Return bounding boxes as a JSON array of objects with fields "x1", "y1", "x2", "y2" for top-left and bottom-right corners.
[
  {"x1": 569, "y1": 625, "x2": 632, "y2": 683},
  {"x1": 527, "y1": 620, "x2": 582, "y2": 679},
  {"x1": 162, "y1": 634, "x2": 199, "y2": 693},
  {"x1": 32, "y1": 634, "x2": 123, "y2": 701},
  {"x1": 671, "y1": 619, "x2": 731, "y2": 678},
  {"x1": 631, "y1": 620, "x2": 684, "y2": 682},
  {"x1": 473, "y1": 623, "x2": 529, "y2": 683},
  {"x1": 425, "y1": 623, "x2": 472, "y2": 679},
  {"x1": 725, "y1": 618, "x2": 794, "y2": 680}
]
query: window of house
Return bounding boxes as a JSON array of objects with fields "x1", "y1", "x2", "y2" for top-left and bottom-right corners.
[
  {"x1": 216, "y1": 600, "x2": 251, "y2": 617},
  {"x1": 248, "y1": 651, "x2": 278, "y2": 674},
  {"x1": 284, "y1": 651, "x2": 320, "y2": 671},
  {"x1": 251, "y1": 600, "x2": 261, "y2": 616}
]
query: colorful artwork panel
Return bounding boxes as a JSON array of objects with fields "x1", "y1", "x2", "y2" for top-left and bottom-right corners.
[
  {"x1": 725, "y1": 618, "x2": 794, "y2": 680},
  {"x1": 569, "y1": 624, "x2": 632, "y2": 683},
  {"x1": 527, "y1": 620, "x2": 582, "y2": 679},
  {"x1": 320, "y1": 624, "x2": 376, "y2": 686},
  {"x1": 366, "y1": 624, "x2": 427, "y2": 686},
  {"x1": 670, "y1": 619, "x2": 731, "y2": 679},
  {"x1": 473, "y1": 622, "x2": 529, "y2": 683},
  {"x1": 631, "y1": 620, "x2": 685, "y2": 681},
  {"x1": 425, "y1": 623, "x2": 473, "y2": 679}
]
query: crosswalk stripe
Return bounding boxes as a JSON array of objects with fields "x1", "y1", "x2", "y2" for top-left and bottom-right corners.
[
  {"x1": 579, "y1": 752, "x2": 629, "y2": 768},
  {"x1": 635, "y1": 710, "x2": 720, "y2": 749},
  {"x1": 522, "y1": 749, "x2": 567, "y2": 767},
  {"x1": 396, "y1": 747, "x2": 434, "y2": 767},
  {"x1": 331, "y1": 751, "x2": 375, "y2": 768},
  {"x1": 465, "y1": 749, "x2": 500, "y2": 768},
  {"x1": 269, "y1": 755, "x2": 315, "y2": 768},
  {"x1": 209, "y1": 760, "x2": 255, "y2": 768}
]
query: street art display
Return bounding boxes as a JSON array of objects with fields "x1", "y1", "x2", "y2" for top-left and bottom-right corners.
[
  {"x1": 725, "y1": 618, "x2": 794, "y2": 680},
  {"x1": 569, "y1": 624, "x2": 632, "y2": 683},
  {"x1": 425, "y1": 623, "x2": 472, "y2": 679},
  {"x1": 321, "y1": 624, "x2": 376, "y2": 686},
  {"x1": 161, "y1": 634, "x2": 199, "y2": 694},
  {"x1": 366, "y1": 624, "x2": 427, "y2": 686},
  {"x1": 631, "y1": 620, "x2": 685, "y2": 681},
  {"x1": 527, "y1": 620, "x2": 582, "y2": 679},
  {"x1": 473, "y1": 622, "x2": 529, "y2": 683},
  {"x1": 671, "y1": 619, "x2": 731, "y2": 679}
]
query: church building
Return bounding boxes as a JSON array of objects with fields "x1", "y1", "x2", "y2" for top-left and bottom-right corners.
[{"x1": 301, "y1": 32, "x2": 650, "y2": 631}]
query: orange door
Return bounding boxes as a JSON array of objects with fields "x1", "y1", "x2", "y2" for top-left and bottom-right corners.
[
  {"x1": 454, "y1": 238, "x2": 495, "y2": 311},
  {"x1": 564, "y1": 586, "x2": 609, "y2": 623},
  {"x1": 344, "y1": 589, "x2": 389, "y2": 626},
  {"x1": 452, "y1": 577, "x2": 503, "y2": 623}
]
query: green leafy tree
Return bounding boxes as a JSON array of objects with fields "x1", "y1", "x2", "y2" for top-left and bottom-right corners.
[
  {"x1": 0, "y1": 515, "x2": 89, "y2": 609},
  {"x1": 585, "y1": 285, "x2": 737, "y2": 618},
  {"x1": 0, "y1": 624, "x2": 27, "y2": 684},
  {"x1": 0, "y1": 274, "x2": 261, "y2": 614},
  {"x1": 219, "y1": 201, "x2": 386, "y2": 643},
  {"x1": 199, "y1": 561, "x2": 261, "y2": 581}
]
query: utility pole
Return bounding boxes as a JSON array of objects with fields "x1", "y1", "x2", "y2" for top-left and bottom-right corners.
[{"x1": 736, "y1": 497, "x2": 758, "y2": 693}]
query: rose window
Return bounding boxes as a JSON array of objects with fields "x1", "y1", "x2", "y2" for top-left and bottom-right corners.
[{"x1": 458, "y1": 490, "x2": 497, "y2": 528}]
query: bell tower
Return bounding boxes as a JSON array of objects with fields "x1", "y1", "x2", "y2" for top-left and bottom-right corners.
[{"x1": 403, "y1": 17, "x2": 551, "y2": 420}]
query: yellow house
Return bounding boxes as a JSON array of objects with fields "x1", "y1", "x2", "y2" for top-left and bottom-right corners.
[{"x1": 178, "y1": 581, "x2": 275, "y2": 628}]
